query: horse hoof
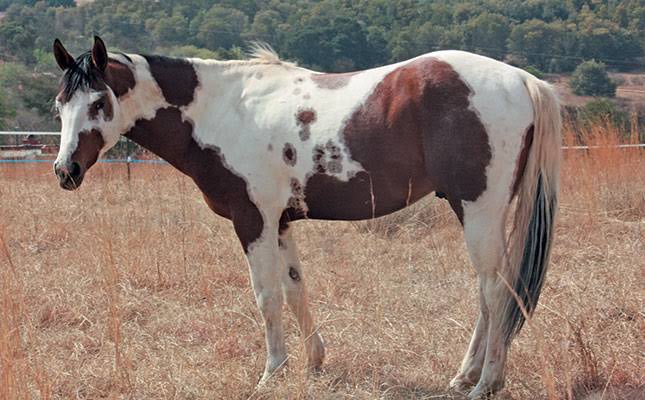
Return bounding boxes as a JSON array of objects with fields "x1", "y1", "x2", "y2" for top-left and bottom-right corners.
[
  {"x1": 307, "y1": 333, "x2": 325, "y2": 371},
  {"x1": 258, "y1": 355, "x2": 289, "y2": 386},
  {"x1": 467, "y1": 380, "x2": 503, "y2": 399},
  {"x1": 449, "y1": 376, "x2": 474, "y2": 394}
]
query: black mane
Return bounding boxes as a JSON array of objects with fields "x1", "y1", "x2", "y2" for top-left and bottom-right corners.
[{"x1": 61, "y1": 52, "x2": 104, "y2": 101}]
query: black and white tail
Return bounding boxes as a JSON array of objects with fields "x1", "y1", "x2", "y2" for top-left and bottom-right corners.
[{"x1": 503, "y1": 75, "x2": 561, "y2": 342}]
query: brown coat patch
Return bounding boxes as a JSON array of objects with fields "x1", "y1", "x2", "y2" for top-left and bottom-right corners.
[
  {"x1": 72, "y1": 129, "x2": 104, "y2": 171},
  {"x1": 124, "y1": 107, "x2": 262, "y2": 252},
  {"x1": 104, "y1": 59, "x2": 136, "y2": 98},
  {"x1": 311, "y1": 72, "x2": 358, "y2": 90},
  {"x1": 143, "y1": 55, "x2": 198, "y2": 107},
  {"x1": 303, "y1": 57, "x2": 491, "y2": 223}
]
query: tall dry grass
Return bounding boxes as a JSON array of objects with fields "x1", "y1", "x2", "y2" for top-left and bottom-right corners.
[{"x1": 0, "y1": 123, "x2": 642, "y2": 399}]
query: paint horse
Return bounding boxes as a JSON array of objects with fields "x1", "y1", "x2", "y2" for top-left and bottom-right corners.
[{"x1": 52, "y1": 37, "x2": 560, "y2": 398}]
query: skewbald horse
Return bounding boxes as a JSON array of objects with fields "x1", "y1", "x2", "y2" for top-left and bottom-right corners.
[{"x1": 52, "y1": 37, "x2": 560, "y2": 398}]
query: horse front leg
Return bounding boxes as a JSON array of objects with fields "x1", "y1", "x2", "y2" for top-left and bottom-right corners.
[
  {"x1": 232, "y1": 206, "x2": 287, "y2": 385},
  {"x1": 278, "y1": 224, "x2": 325, "y2": 370}
]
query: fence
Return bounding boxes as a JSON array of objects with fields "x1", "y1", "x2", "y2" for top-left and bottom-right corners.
[{"x1": 1, "y1": 131, "x2": 644, "y2": 166}]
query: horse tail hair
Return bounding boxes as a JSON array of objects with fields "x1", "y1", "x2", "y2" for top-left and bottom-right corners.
[{"x1": 503, "y1": 75, "x2": 561, "y2": 343}]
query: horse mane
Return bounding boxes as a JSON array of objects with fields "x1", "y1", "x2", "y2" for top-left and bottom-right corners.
[{"x1": 247, "y1": 42, "x2": 296, "y2": 67}]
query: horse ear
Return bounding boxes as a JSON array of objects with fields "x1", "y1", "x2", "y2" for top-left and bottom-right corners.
[
  {"x1": 53, "y1": 39, "x2": 75, "y2": 71},
  {"x1": 91, "y1": 36, "x2": 108, "y2": 72}
]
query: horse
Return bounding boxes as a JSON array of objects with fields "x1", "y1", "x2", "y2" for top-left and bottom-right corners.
[{"x1": 51, "y1": 36, "x2": 561, "y2": 399}]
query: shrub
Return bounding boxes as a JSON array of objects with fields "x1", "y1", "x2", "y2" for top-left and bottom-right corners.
[
  {"x1": 524, "y1": 65, "x2": 545, "y2": 79},
  {"x1": 579, "y1": 98, "x2": 628, "y2": 130},
  {"x1": 570, "y1": 60, "x2": 616, "y2": 97}
]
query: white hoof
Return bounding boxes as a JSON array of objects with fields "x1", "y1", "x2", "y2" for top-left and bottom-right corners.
[
  {"x1": 258, "y1": 355, "x2": 289, "y2": 386},
  {"x1": 307, "y1": 333, "x2": 325, "y2": 370}
]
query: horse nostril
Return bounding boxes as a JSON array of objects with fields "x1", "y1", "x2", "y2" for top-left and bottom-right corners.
[
  {"x1": 69, "y1": 162, "x2": 81, "y2": 179},
  {"x1": 54, "y1": 162, "x2": 66, "y2": 178}
]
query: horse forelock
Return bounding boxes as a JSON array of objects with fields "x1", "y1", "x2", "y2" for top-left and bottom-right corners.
[
  {"x1": 60, "y1": 52, "x2": 101, "y2": 102},
  {"x1": 60, "y1": 52, "x2": 136, "y2": 102}
]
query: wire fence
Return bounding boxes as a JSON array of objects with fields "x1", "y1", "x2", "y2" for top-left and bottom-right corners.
[{"x1": 0, "y1": 131, "x2": 643, "y2": 166}]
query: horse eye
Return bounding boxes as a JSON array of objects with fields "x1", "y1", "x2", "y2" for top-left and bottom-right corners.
[{"x1": 94, "y1": 101, "x2": 104, "y2": 111}]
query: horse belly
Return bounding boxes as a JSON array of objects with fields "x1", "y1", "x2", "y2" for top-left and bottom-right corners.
[{"x1": 303, "y1": 169, "x2": 433, "y2": 221}]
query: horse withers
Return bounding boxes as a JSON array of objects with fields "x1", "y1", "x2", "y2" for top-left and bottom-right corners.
[{"x1": 52, "y1": 37, "x2": 561, "y2": 398}]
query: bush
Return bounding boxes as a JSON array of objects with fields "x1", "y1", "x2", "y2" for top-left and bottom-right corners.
[
  {"x1": 524, "y1": 65, "x2": 544, "y2": 79},
  {"x1": 570, "y1": 60, "x2": 617, "y2": 97},
  {"x1": 579, "y1": 98, "x2": 628, "y2": 130}
]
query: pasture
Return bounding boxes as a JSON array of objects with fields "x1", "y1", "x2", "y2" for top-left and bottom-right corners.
[{"x1": 1, "y1": 125, "x2": 643, "y2": 399}]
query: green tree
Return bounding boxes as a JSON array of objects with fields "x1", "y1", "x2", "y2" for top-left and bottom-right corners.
[
  {"x1": 286, "y1": 15, "x2": 375, "y2": 71},
  {"x1": 193, "y1": 5, "x2": 249, "y2": 51},
  {"x1": 570, "y1": 60, "x2": 617, "y2": 97},
  {"x1": 508, "y1": 19, "x2": 561, "y2": 71},
  {"x1": 463, "y1": 12, "x2": 510, "y2": 58},
  {"x1": 575, "y1": 14, "x2": 642, "y2": 67}
]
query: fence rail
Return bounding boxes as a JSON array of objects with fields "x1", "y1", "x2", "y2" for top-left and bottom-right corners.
[
  {"x1": 1, "y1": 130, "x2": 644, "y2": 166},
  {"x1": 0, "y1": 158, "x2": 168, "y2": 164},
  {"x1": 0, "y1": 131, "x2": 61, "y2": 136}
]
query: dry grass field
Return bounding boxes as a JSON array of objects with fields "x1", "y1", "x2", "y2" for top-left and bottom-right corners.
[{"x1": 1, "y1": 125, "x2": 643, "y2": 399}]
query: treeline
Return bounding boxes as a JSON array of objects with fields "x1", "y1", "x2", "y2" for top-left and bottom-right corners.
[
  {"x1": 0, "y1": 0, "x2": 643, "y2": 73},
  {"x1": 0, "y1": 0, "x2": 643, "y2": 134}
]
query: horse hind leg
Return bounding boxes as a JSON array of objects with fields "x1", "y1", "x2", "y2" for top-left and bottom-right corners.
[
  {"x1": 449, "y1": 287, "x2": 489, "y2": 392},
  {"x1": 454, "y1": 204, "x2": 511, "y2": 398},
  {"x1": 278, "y1": 225, "x2": 325, "y2": 370}
]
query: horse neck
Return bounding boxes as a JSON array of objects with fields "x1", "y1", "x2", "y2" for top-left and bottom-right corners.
[{"x1": 120, "y1": 55, "x2": 247, "y2": 173}]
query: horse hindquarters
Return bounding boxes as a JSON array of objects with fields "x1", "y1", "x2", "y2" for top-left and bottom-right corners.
[{"x1": 451, "y1": 75, "x2": 561, "y2": 399}]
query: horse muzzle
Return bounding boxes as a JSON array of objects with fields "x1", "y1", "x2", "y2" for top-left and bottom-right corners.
[{"x1": 54, "y1": 160, "x2": 85, "y2": 190}]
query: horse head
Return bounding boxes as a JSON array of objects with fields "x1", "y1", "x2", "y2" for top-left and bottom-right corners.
[{"x1": 52, "y1": 36, "x2": 134, "y2": 189}]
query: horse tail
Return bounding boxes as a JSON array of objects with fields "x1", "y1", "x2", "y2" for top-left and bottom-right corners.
[{"x1": 502, "y1": 75, "x2": 561, "y2": 343}]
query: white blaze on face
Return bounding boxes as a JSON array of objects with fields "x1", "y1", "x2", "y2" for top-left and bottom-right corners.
[
  {"x1": 56, "y1": 90, "x2": 98, "y2": 166},
  {"x1": 55, "y1": 89, "x2": 121, "y2": 166}
]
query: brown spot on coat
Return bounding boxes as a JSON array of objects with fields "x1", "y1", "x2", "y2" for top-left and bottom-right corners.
[
  {"x1": 287, "y1": 177, "x2": 307, "y2": 212},
  {"x1": 325, "y1": 140, "x2": 343, "y2": 173},
  {"x1": 296, "y1": 108, "x2": 316, "y2": 141},
  {"x1": 303, "y1": 57, "x2": 491, "y2": 223},
  {"x1": 282, "y1": 143, "x2": 297, "y2": 166},
  {"x1": 311, "y1": 72, "x2": 358, "y2": 90},
  {"x1": 310, "y1": 141, "x2": 343, "y2": 175},
  {"x1": 143, "y1": 55, "x2": 198, "y2": 107},
  {"x1": 124, "y1": 107, "x2": 263, "y2": 252},
  {"x1": 312, "y1": 144, "x2": 326, "y2": 173}
]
